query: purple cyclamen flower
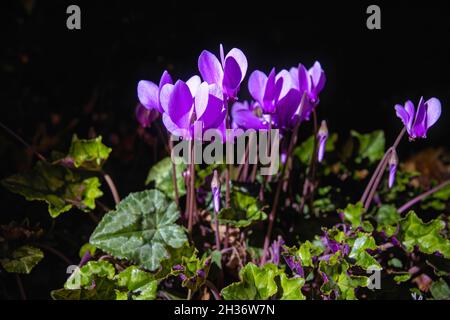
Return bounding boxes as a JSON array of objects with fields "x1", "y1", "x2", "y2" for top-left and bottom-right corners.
[
  {"x1": 395, "y1": 97, "x2": 441, "y2": 140},
  {"x1": 135, "y1": 103, "x2": 159, "y2": 128},
  {"x1": 388, "y1": 150, "x2": 398, "y2": 189},
  {"x1": 268, "y1": 236, "x2": 285, "y2": 265},
  {"x1": 317, "y1": 120, "x2": 328, "y2": 162},
  {"x1": 211, "y1": 170, "x2": 221, "y2": 214},
  {"x1": 248, "y1": 68, "x2": 300, "y2": 117},
  {"x1": 137, "y1": 70, "x2": 173, "y2": 113},
  {"x1": 159, "y1": 77, "x2": 226, "y2": 139},
  {"x1": 198, "y1": 44, "x2": 248, "y2": 100},
  {"x1": 283, "y1": 255, "x2": 304, "y2": 278},
  {"x1": 172, "y1": 264, "x2": 184, "y2": 271},
  {"x1": 196, "y1": 269, "x2": 206, "y2": 278},
  {"x1": 231, "y1": 100, "x2": 269, "y2": 130},
  {"x1": 289, "y1": 62, "x2": 326, "y2": 121}
]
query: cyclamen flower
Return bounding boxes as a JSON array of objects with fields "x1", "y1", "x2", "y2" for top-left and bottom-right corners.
[
  {"x1": 317, "y1": 120, "x2": 328, "y2": 162},
  {"x1": 198, "y1": 45, "x2": 248, "y2": 100},
  {"x1": 395, "y1": 97, "x2": 441, "y2": 140},
  {"x1": 268, "y1": 236, "x2": 285, "y2": 265},
  {"x1": 231, "y1": 100, "x2": 269, "y2": 130},
  {"x1": 289, "y1": 62, "x2": 326, "y2": 121},
  {"x1": 135, "y1": 103, "x2": 158, "y2": 128},
  {"x1": 137, "y1": 70, "x2": 173, "y2": 113},
  {"x1": 388, "y1": 150, "x2": 398, "y2": 189},
  {"x1": 159, "y1": 76, "x2": 226, "y2": 139}
]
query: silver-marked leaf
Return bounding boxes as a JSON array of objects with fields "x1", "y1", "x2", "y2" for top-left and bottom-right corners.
[{"x1": 89, "y1": 189, "x2": 187, "y2": 271}]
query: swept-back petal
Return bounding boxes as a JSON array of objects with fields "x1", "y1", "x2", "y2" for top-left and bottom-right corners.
[
  {"x1": 159, "y1": 70, "x2": 173, "y2": 88},
  {"x1": 309, "y1": 61, "x2": 326, "y2": 96},
  {"x1": 394, "y1": 104, "x2": 411, "y2": 131},
  {"x1": 223, "y1": 56, "x2": 242, "y2": 93},
  {"x1": 138, "y1": 80, "x2": 159, "y2": 110},
  {"x1": 198, "y1": 50, "x2": 223, "y2": 85},
  {"x1": 225, "y1": 48, "x2": 248, "y2": 81},
  {"x1": 412, "y1": 97, "x2": 427, "y2": 137},
  {"x1": 194, "y1": 82, "x2": 210, "y2": 119},
  {"x1": 297, "y1": 64, "x2": 310, "y2": 94},
  {"x1": 159, "y1": 83, "x2": 174, "y2": 114},
  {"x1": 248, "y1": 70, "x2": 267, "y2": 104},
  {"x1": 168, "y1": 81, "x2": 194, "y2": 129},
  {"x1": 425, "y1": 97, "x2": 441, "y2": 129},
  {"x1": 186, "y1": 75, "x2": 201, "y2": 97}
]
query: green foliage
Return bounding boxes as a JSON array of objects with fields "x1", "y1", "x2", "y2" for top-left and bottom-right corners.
[
  {"x1": 348, "y1": 233, "x2": 381, "y2": 270},
  {"x1": 0, "y1": 245, "x2": 44, "y2": 274},
  {"x1": 430, "y1": 278, "x2": 450, "y2": 300},
  {"x1": 339, "y1": 202, "x2": 364, "y2": 228},
  {"x1": 1, "y1": 162, "x2": 103, "y2": 217},
  {"x1": 221, "y1": 263, "x2": 304, "y2": 300},
  {"x1": 89, "y1": 189, "x2": 187, "y2": 271},
  {"x1": 146, "y1": 157, "x2": 186, "y2": 200},
  {"x1": 399, "y1": 211, "x2": 450, "y2": 258},
  {"x1": 375, "y1": 205, "x2": 401, "y2": 236},
  {"x1": 169, "y1": 248, "x2": 211, "y2": 292},
  {"x1": 217, "y1": 190, "x2": 267, "y2": 227},
  {"x1": 54, "y1": 261, "x2": 157, "y2": 300},
  {"x1": 294, "y1": 133, "x2": 337, "y2": 165},
  {"x1": 351, "y1": 130, "x2": 385, "y2": 164},
  {"x1": 61, "y1": 135, "x2": 112, "y2": 171},
  {"x1": 393, "y1": 272, "x2": 411, "y2": 283},
  {"x1": 319, "y1": 252, "x2": 369, "y2": 300}
]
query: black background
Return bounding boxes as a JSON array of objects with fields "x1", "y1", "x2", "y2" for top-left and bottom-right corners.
[{"x1": 0, "y1": 0, "x2": 449, "y2": 299}]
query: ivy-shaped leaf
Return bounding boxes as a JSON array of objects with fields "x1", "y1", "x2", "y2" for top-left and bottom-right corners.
[
  {"x1": 218, "y1": 191, "x2": 267, "y2": 228},
  {"x1": 115, "y1": 266, "x2": 157, "y2": 300},
  {"x1": 221, "y1": 263, "x2": 279, "y2": 300},
  {"x1": 0, "y1": 245, "x2": 44, "y2": 274},
  {"x1": 339, "y1": 202, "x2": 364, "y2": 228},
  {"x1": 169, "y1": 248, "x2": 211, "y2": 292},
  {"x1": 65, "y1": 260, "x2": 115, "y2": 290},
  {"x1": 279, "y1": 273, "x2": 306, "y2": 300},
  {"x1": 57, "y1": 135, "x2": 111, "y2": 171},
  {"x1": 89, "y1": 189, "x2": 187, "y2": 271},
  {"x1": 348, "y1": 233, "x2": 381, "y2": 271},
  {"x1": 1, "y1": 162, "x2": 103, "y2": 217},
  {"x1": 375, "y1": 205, "x2": 401, "y2": 236},
  {"x1": 145, "y1": 157, "x2": 186, "y2": 200},
  {"x1": 399, "y1": 211, "x2": 450, "y2": 258},
  {"x1": 351, "y1": 130, "x2": 385, "y2": 164}
]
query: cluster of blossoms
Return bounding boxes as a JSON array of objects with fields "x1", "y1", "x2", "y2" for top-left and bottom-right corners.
[{"x1": 136, "y1": 45, "x2": 327, "y2": 148}]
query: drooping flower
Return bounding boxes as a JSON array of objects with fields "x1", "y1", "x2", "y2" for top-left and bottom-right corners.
[
  {"x1": 211, "y1": 170, "x2": 221, "y2": 214},
  {"x1": 388, "y1": 149, "x2": 398, "y2": 189},
  {"x1": 135, "y1": 103, "x2": 159, "y2": 128},
  {"x1": 394, "y1": 97, "x2": 441, "y2": 140},
  {"x1": 231, "y1": 100, "x2": 269, "y2": 130},
  {"x1": 317, "y1": 120, "x2": 329, "y2": 162},
  {"x1": 247, "y1": 68, "x2": 301, "y2": 129},
  {"x1": 289, "y1": 61, "x2": 326, "y2": 121},
  {"x1": 137, "y1": 70, "x2": 173, "y2": 113},
  {"x1": 159, "y1": 76, "x2": 226, "y2": 139},
  {"x1": 198, "y1": 44, "x2": 248, "y2": 100},
  {"x1": 268, "y1": 236, "x2": 285, "y2": 265}
]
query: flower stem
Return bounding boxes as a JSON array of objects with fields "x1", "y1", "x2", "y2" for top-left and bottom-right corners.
[
  {"x1": 187, "y1": 141, "x2": 196, "y2": 234},
  {"x1": 361, "y1": 127, "x2": 406, "y2": 208},
  {"x1": 101, "y1": 171, "x2": 120, "y2": 205},
  {"x1": 261, "y1": 94, "x2": 305, "y2": 264},
  {"x1": 398, "y1": 180, "x2": 450, "y2": 214},
  {"x1": 169, "y1": 138, "x2": 180, "y2": 208}
]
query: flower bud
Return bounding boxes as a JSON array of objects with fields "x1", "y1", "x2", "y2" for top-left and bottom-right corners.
[
  {"x1": 317, "y1": 120, "x2": 328, "y2": 162},
  {"x1": 388, "y1": 150, "x2": 398, "y2": 189},
  {"x1": 211, "y1": 170, "x2": 221, "y2": 214}
]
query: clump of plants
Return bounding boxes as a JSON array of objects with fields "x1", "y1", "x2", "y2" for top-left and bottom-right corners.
[{"x1": 1, "y1": 45, "x2": 449, "y2": 300}]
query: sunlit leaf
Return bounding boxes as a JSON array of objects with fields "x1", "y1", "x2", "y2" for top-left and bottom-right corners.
[
  {"x1": 145, "y1": 157, "x2": 186, "y2": 200},
  {"x1": 0, "y1": 245, "x2": 43, "y2": 274}
]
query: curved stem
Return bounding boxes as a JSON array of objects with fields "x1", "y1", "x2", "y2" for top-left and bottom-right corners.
[
  {"x1": 169, "y1": 138, "x2": 180, "y2": 208},
  {"x1": 205, "y1": 280, "x2": 222, "y2": 300},
  {"x1": 102, "y1": 172, "x2": 120, "y2": 205},
  {"x1": 0, "y1": 121, "x2": 47, "y2": 162},
  {"x1": 261, "y1": 94, "x2": 305, "y2": 264},
  {"x1": 15, "y1": 274, "x2": 26, "y2": 300},
  {"x1": 32, "y1": 243, "x2": 73, "y2": 265},
  {"x1": 398, "y1": 180, "x2": 450, "y2": 214},
  {"x1": 364, "y1": 149, "x2": 392, "y2": 210}
]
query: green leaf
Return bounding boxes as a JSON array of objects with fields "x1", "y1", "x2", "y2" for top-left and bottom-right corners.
[
  {"x1": 0, "y1": 245, "x2": 43, "y2": 274},
  {"x1": 217, "y1": 191, "x2": 267, "y2": 227},
  {"x1": 59, "y1": 135, "x2": 111, "y2": 171},
  {"x1": 52, "y1": 277, "x2": 117, "y2": 300},
  {"x1": 1, "y1": 161, "x2": 103, "y2": 217},
  {"x1": 170, "y1": 248, "x2": 211, "y2": 292},
  {"x1": 399, "y1": 211, "x2": 450, "y2": 258},
  {"x1": 351, "y1": 130, "x2": 385, "y2": 164},
  {"x1": 115, "y1": 266, "x2": 157, "y2": 300},
  {"x1": 65, "y1": 260, "x2": 116, "y2": 290},
  {"x1": 375, "y1": 205, "x2": 401, "y2": 236},
  {"x1": 348, "y1": 233, "x2": 381, "y2": 270},
  {"x1": 279, "y1": 273, "x2": 306, "y2": 300},
  {"x1": 430, "y1": 278, "x2": 450, "y2": 300},
  {"x1": 78, "y1": 243, "x2": 96, "y2": 259},
  {"x1": 393, "y1": 272, "x2": 411, "y2": 283},
  {"x1": 145, "y1": 157, "x2": 186, "y2": 200},
  {"x1": 221, "y1": 263, "x2": 279, "y2": 300},
  {"x1": 294, "y1": 134, "x2": 337, "y2": 165},
  {"x1": 211, "y1": 250, "x2": 222, "y2": 269},
  {"x1": 89, "y1": 189, "x2": 187, "y2": 271},
  {"x1": 388, "y1": 258, "x2": 403, "y2": 269},
  {"x1": 340, "y1": 202, "x2": 364, "y2": 228}
]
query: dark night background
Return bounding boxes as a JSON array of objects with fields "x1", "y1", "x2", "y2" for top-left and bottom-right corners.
[{"x1": 0, "y1": 0, "x2": 449, "y2": 299}]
